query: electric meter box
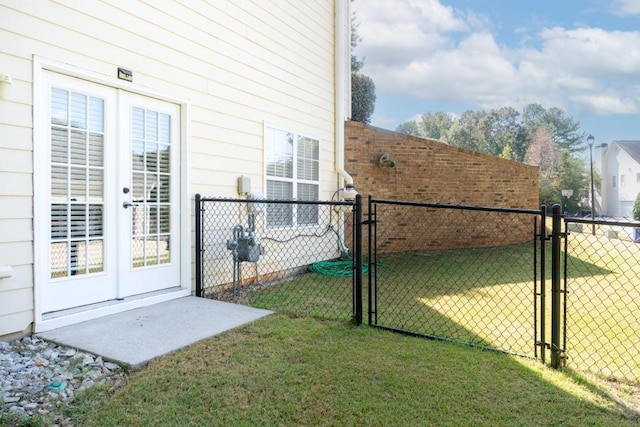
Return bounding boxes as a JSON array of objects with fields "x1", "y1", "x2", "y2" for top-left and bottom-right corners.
[{"x1": 237, "y1": 176, "x2": 251, "y2": 196}]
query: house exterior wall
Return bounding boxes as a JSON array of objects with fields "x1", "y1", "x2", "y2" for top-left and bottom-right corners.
[
  {"x1": 0, "y1": 0, "x2": 347, "y2": 338},
  {"x1": 345, "y1": 121, "x2": 540, "y2": 252},
  {"x1": 601, "y1": 143, "x2": 640, "y2": 217}
]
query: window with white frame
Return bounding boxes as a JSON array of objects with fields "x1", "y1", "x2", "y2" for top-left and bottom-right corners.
[
  {"x1": 612, "y1": 175, "x2": 617, "y2": 188},
  {"x1": 620, "y1": 174, "x2": 625, "y2": 187},
  {"x1": 265, "y1": 125, "x2": 319, "y2": 227}
]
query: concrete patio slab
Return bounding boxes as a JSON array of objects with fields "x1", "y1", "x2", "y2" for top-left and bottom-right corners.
[{"x1": 38, "y1": 297, "x2": 272, "y2": 369}]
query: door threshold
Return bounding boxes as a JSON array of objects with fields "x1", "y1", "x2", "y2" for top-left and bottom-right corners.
[
  {"x1": 36, "y1": 287, "x2": 190, "y2": 332},
  {"x1": 43, "y1": 287, "x2": 184, "y2": 320}
]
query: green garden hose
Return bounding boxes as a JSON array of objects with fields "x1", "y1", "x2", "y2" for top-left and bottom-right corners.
[{"x1": 309, "y1": 260, "x2": 367, "y2": 276}]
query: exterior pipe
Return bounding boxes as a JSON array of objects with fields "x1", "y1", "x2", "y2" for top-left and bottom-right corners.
[{"x1": 335, "y1": 0, "x2": 355, "y2": 196}]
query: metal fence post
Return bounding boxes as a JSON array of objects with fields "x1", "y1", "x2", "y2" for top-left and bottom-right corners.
[
  {"x1": 550, "y1": 203, "x2": 563, "y2": 369},
  {"x1": 536, "y1": 205, "x2": 547, "y2": 363},
  {"x1": 195, "y1": 193, "x2": 203, "y2": 297},
  {"x1": 354, "y1": 194, "x2": 363, "y2": 326},
  {"x1": 368, "y1": 195, "x2": 375, "y2": 326}
]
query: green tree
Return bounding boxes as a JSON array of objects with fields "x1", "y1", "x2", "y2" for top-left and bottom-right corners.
[
  {"x1": 350, "y1": 3, "x2": 376, "y2": 124},
  {"x1": 553, "y1": 152, "x2": 588, "y2": 213},
  {"x1": 522, "y1": 103, "x2": 585, "y2": 154},
  {"x1": 478, "y1": 107, "x2": 526, "y2": 160},
  {"x1": 526, "y1": 127, "x2": 560, "y2": 206},
  {"x1": 395, "y1": 120, "x2": 422, "y2": 137},
  {"x1": 633, "y1": 192, "x2": 640, "y2": 220},
  {"x1": 525, "y1": 127, "x2": 587, "y2": 211},
  {"x1": 420, "y1": 112, "x2": 453, "y2": 140},
  {"x1": 445, "y1": 110, "x2": 485, "y2": 151},
  {"x1": 351, "y1": 73, "x2": 376, "y2": 124},
  {"x1": 396, "y1": 112, "x2": 453, "y2": 140}
]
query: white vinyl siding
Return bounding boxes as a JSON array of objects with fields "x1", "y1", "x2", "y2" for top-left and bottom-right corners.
[{"x1": 0, "y1": 0, "x2": 345, "y2": 336}]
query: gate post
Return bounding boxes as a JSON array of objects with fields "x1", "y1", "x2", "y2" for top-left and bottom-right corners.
[
  {"x1": 354, "y1": 194, "x2": 363, "y2": 325},
  {"x1": 550, "y1": 204, "x2": 564, "y2": 368},
  {"x1": 195, "y1": 194, "x2": 203, "y2": 297}
]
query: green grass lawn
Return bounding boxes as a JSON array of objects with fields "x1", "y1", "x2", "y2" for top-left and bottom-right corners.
[
  {"x1": 248, "y1": 234, "x2": 640, "y2": 383},
  {"x1": 69, "y1": 315, "x2": 638, "y2": 426},
  {"x1": 53, "y1": 226, "x2": 640, "y2": 426}
]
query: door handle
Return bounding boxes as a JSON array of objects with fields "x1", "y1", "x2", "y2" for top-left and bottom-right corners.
[{"x1": 123, "y1": 201, "x2": 139, "y2": 209}]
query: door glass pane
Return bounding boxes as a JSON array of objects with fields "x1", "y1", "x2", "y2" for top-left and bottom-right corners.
[
  {"x1": 70, "y1": 130, "x2": 86, "y2": 164},
  {"x1": 159, "y1": 175, "x2": 170, "y2": 202},
  {"x1": 132, "y1": 172, "x2": 145, "y2": 201},
  {"x1": 159, "y1": 145, "x2": 170, "y2": 173},
  {"x1": 88, "y1": 169, "x2": 103, "y2": 200},
  {"x1": 70, "y1": 93, "x2": 87, "y2": 129},
  {"x1": 88, "y1": 134, "x2": 103, "y2": 166},
  {"x1": 50, "y1": 242, "x2": 67, "y2": 278},
  {"x1": 88, "y1": 205, "x2": 103, "y2": 236},
  {"x1": 87, "y1": 240, "x2": 104, "y2": 273},
  {"x1": 159, "y1": 206, "x2": 170, "y2": 233},
  {"x1": 146, "y1": 142, "x2": 158, "y2": 172},
  {"x1": 158, "y1": 114, "x2": 170, "y2": 143},
  {"x1": 51, "y1": 204, "x2": 67, "y2": 239},
  {"x1": 51, "y1": 166, "x2": 67, "y2": 199},
  {"x1": 130, "y1": 106, "x2": 172, "y2": 268},
  {"x1": 88, "y1": 98, "x2": 104, "y2": 132},
  {"x1": 70, "y1": 167, "x2": 86, "y2": 201},
  {"x1": 70, "y1": 204, "x2": 86, "y2": 238},
  {"x1": 145, "y1": 111, "x2": 158, "y2": 141},
  {"x1": 50, "y1": 87, "x2": 105, "y2": 279}
]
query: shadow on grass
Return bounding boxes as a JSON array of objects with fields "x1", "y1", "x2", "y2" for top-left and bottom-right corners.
[
  {"x1": 235, "y1": 241, "x2": 634, "y2": 380},
  {"x1": 375, "y1": 242, "x2": 611, "y2": 294},
  {"x1": 246, "y1": 242, "x2": 614, "y2": 356}
]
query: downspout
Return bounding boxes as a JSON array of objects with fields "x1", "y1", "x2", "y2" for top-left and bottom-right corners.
[{"x1": 335, "y1": 0, "x2": 357, "y2": 201}]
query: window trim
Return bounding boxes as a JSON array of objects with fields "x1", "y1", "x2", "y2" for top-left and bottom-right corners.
[{"x1": 264, "y1": 123, "x2": 320, "y2": 228}]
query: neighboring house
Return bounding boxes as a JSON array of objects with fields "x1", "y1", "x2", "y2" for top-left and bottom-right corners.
[
  {"x1": 0, "y1": 1, "x2": 353, "y2": 338},
  {"x1": 600, "y1": 141, "x2": 640, "y2": 218}
]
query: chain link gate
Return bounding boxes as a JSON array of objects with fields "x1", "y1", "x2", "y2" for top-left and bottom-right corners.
[
  {"x1": 366, "y1": 197, "x2": 554, "y2": 360},
  {"x1": 563, "y1": 215, "x2": 640, "y2": 382}
]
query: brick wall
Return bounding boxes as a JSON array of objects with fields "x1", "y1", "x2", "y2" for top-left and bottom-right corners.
[
  {"x1": 345, "y1": 121, "x2": 539, "y2": 208},
  {"x1": 344, "y1": 121, "x2": 540, "y2": 252}
]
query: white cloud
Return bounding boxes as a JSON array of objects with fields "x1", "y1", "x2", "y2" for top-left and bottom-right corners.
[
  {"x1": 352, "y1": 0, "x2": 640, "y2": 117},
  {"x1": 612, "y1": 0, "x2": 640, "y2": 15}
]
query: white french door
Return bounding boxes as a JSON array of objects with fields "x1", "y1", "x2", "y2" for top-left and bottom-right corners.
[
  {"x1": 40, "y1": 72, "x2": 181, "y2": 314},
  {"x1": 117, "y1": 92, "x2": 180, "y2": 295}
]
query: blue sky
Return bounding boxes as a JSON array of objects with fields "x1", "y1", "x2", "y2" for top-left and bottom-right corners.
[{"x1": 352, "y1": 0, "x2": 640, "y2": 149}]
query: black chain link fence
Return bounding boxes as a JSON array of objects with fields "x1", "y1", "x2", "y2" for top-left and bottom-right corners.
[
  {"x1": 195, "y1": 196, "x2": 360, "y2": 322},
  {"x1": 194, "y1": 196, "x2": 639, "y2": 382},
  {"x1": 368, "y1": 199, "x2": 543, "y2": 358},
  {"x1": 564, "y1": 217, "x2": 640, "y2": 382}
]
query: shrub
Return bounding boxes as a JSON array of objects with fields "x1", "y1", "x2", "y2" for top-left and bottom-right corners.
[{"x1": 633, "y1": 192, "x2": 640, "y2": 221}]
